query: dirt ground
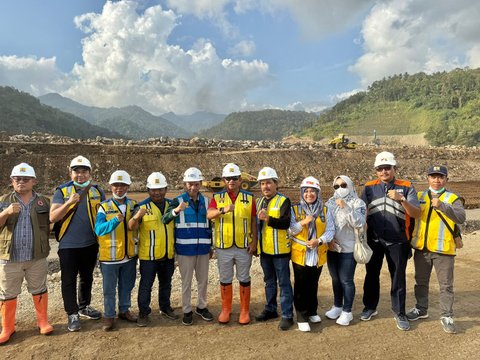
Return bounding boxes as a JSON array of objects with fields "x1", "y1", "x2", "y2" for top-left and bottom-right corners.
[{"x1": 2, "y1": 210, "x2": 479, "y2": 360}]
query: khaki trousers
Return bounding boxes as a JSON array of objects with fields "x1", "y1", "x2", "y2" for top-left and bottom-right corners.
[
  {"x1": 177, "y1": 254, "x2": 210, "y2": 313},
  {"x1": 0, "y1": 258, "x2": 48, "y2": 300}
]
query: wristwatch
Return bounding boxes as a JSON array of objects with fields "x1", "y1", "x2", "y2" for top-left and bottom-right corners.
[
  {"x1": 318, "y1": 239, "x2": 324, "y2": 246},
  {"x1": 219, "y1": 207, "x2": 225, "y2": 215},
  {"x1": 399, "y1": 196, "x2": 406, "y2": 203}
]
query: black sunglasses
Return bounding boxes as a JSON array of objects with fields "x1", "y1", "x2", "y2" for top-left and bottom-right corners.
[
  {"x1": 375, "y1": 165, "x2": 393, "y2": 171},
  {"x1": 333, "y1": 183, "x2": 348, "y2": 190},
  {"x1": 225, "y1": 176, "x2": 240, "y2": 181}
]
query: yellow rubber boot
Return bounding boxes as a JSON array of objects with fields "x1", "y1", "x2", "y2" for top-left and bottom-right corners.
[
  {"x1": 218, "y1": 284, "x2": 232, "y2": 324},
  {"x1": 32, "y1": 293, "x2": 54, "y2": 335},
  {"x1": 239, "y1": 284, "x2": 251, "y2": 325},
  {"x1": 0, "y1": 298, "x2": 17, "y2": 345}
]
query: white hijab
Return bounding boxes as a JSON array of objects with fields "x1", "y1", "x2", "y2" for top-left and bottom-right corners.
[{"x1": 326, "y1": 175, "x2": 358, "y2": 230}]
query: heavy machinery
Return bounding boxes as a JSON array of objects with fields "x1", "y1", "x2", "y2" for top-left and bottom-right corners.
[
  {"x1": 202, "y1": 172, "x2": 258, "y2": 191},
  {"x1": 328, "y1": 133, "x2": 357, "y2": 149}
]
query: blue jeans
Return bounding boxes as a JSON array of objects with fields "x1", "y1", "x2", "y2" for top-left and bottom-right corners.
[
  {"x1": 327, "y1": 251, "x2": 357, "y2": 312},
  {"x1": 100, "y1": 259, "x2": 137, "y2": 318},
  {"x1": 138, "y1": 258, "x2": 175, "y2": 316},
  {"x1": 260, "y1": 255, "x2": 293, "y2": 318}
]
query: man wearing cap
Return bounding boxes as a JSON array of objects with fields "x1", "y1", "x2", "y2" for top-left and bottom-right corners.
[
  {"x1": 128, "y1": 172, "x2": 178, "y2": 327},
  {"x1": 407, "y1": 165, "x2": 465, "y2": 334},
  {"x1": 50, "y1": 155, "x2": 105, "y2": 332},
  {"x1": 255, "y1": 167, "x2": 294, "y2": 331},
  {"x1": 95, "y1": 170, "x2": 138, "y2": 331},
  {"x1": 0, "y1": 163, "x2": 53, "y2": 344},
  {"x1": 360, "y1": 151, "x2": 420, "y2": 331},
  {"x1": 162, "y1": 167, "x2": 213, "y2": 326},
  {"x1": 207, "y1": 163, "x2": 258, "y2": 325}
]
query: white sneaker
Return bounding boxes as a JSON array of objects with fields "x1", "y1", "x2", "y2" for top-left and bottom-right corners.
[
  {"x1": 325, "y1": 306, "x2": 343, "y2": 320},
  {"x1": 308, "y1": 315, "x2": 321, "y2": 323},
  {"x1": 336, "y1": 311, "x2": 353, "y2": 326},
  {"x1": 297, "y1": 322, "x2": 311, "y2": 332}
]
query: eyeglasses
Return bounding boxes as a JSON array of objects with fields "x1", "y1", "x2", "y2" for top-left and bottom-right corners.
[
  {"x1": 224, "y1": 176, "x2": 240, "y2": 181},
  {"x1": 12, "y1": 177, "x2": 33, "y2": 183},
  {"x1": 375, "y1": 165, "x2": 393, "y2": 172},
  {"x1": 333, "y1": 183, "x2": 348, "y2": 190}
]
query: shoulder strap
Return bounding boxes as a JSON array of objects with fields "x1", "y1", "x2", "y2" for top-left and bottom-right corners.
[{"x1": 61, "y1": 183, "x2": 93, "y2": 222}]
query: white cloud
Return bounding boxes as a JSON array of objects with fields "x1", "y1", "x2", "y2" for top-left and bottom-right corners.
[
  {"x1": 467, "y1": 45, "x2": 480, "y2": 68},
  {"x1": 0, "y1": 55, "x2": 68, "y2": 95},
  {"x1": 63, "y1": 1, "x2": 269, "y2": 114},
  {"x1": 350, "y1": 0, "x2": 480, "y2": 87},
  {"x1": 228, "y1": 40, "x2": 256, "y2": 57}
]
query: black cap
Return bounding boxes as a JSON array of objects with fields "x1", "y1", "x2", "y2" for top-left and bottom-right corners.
[{"x1": 427, "y1": 165, "x2": 448, "y2": 176}]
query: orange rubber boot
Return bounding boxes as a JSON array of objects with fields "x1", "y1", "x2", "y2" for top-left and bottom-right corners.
[
  {"x1": 218, "y1": 284, "x2": 232, "y2": 324},
  {"x1": 239, "y1": 284, "x2": 251, "y2": 325},
  {"x1": 0, "y1": 298, "x2": 17, "y2": 345},
  {"x1": 32, "y1": 293, "x2": 54, "y2": 335}
]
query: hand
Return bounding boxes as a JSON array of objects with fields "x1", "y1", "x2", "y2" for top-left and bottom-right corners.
[
  {"x1": 225, "y1": 204, "x2": 235, "y2": 213},
  {"x1": 175, "y1": 201, "x2": 188, "y2": 213},
  {"x1": 306, "y1": 239, "x2": 319, "y2": 249},
  {"x1": 431, "y1": 196, "x2": 442, "y2": 209},
  {"x1": 116, "y1": 213, "x2": 125, "y2": 222},
  {"x1": 258, "y1": 209, "x2": 268, "y2": 221},
  {"x1": 136, "y1": 208, "x2": 148, "y2": 219},
  {"x1": 387, "y1": 190, "x2": 401, "y2": 201},
  {"x1": 247, "y1": 242, "x2": 258, "y2": 256},
  {"x1": 335, "y1": 199, "x2": 346, "y2": 208},
  {"x1": 5, "y1": 203, "x2": 21, "y2": 216},
  {"x1": 328, "y1": 240, "x2": 337, "y2": 251},
  {"x1": 66, "y1": 193, "x2": 80, "y2": 205},
  {"x1": 300, "y1": 215, "x2": 313, "y2": 226}
]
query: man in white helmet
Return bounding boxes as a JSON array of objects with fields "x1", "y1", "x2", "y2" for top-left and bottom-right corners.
[
  {"x1": 128, "y1": 172, "x2": 178, "y2": 327},
  {"x1": 50, "y1": 155, "x2": 105, "y2": 332},
  {"x1": 360, "y1": 151, "x2": 420, "y2": 331},
  {"x1": 255, "y1": 167, "x2": 294, "y2": 331},
  {"x1": 207, "y1": 163, "x2": 258, "y2": 325},
  {"x1": 95, "y1": 170, "x2": 138, "y2": 331},
  {"x1": 0, "y1": 163, "x2": 53, "y2": 344},
  {"x1": 163, "y1": 167, "x2": 213, "y2": 326}
]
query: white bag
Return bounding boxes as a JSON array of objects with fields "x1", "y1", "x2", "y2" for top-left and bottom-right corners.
[{"x1": 354, "y1": 227, "x2": 373, "y2": 264}]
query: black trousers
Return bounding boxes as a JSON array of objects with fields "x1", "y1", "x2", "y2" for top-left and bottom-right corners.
[
  {"x1": 292, "y1": 262, "x2": 322, "y2": 322},
  {"x1": 362, "y1": 240, "x2": 411, "y2": 315},
  {"x1": 58, "y1": 243, "x2": 99, "y2": 315}
]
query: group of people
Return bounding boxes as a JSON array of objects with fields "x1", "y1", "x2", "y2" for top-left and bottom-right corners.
[{"x1": 0, "y1": 150, "x2": 466, "y2": 344}]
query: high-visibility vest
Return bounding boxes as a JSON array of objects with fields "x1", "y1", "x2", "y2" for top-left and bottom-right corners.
[
  {"x1": 257, "y1": 194, "x2": 290, "y2": 255},
  {"x1": 411, "y1": 190, "x2": 459, "y2": 255},
  {"x1": 290, "y1": 204, "x2": 328, "y2": 266},
  {"x1": 56, "y1": 182, "x2": 102, "y2": 241},
  {"x1": 213, "y1": 190, "x2": 254, "y2": 249},
  {"x1": 137, "y1": 198, "x2": 175, "y2": 260},
  {"x1": 97, "y1": 198, "x2": 137, "y2": 262}
]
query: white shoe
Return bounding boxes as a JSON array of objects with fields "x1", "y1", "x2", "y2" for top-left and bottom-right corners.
[
  {"x1": 336, "y1": 311, "x2": 353, "y2": 326},
  {"x1": 297, "y1": 322, "x2": 311, "y2": 332},
  {"x1": 325, "y1": 306, "x2": 343, "y2": 320},
  {"x1": 308, "y1": 315, "x2": 321, "y2": 323}
]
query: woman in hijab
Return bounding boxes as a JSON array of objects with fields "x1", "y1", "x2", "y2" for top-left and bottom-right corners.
[
  {"x1": 289, "y1": 176, "x2": 335, "y2": 332},
  {"x1": 324, "y1": 175, "x2": 366, "y2": 326}
]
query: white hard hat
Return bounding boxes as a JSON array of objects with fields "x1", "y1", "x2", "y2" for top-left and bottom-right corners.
[
  {"x1": 374, "y1": 151, "x2": 396, "y2": 168},
  {"x1": 222, "y1": 163, "x2": 241, "y2": 177},
  {"x1": 300, "y1": 176, "x2": 320, "y2": 190},
  {"x1": 257, "y1": 167, "x2": 278, "y2": 181},
  {"x1": 70, "y1": 155, "x2": 92, "y2": 169},
  {"x1": 11, "y1": 163, "x2": 36, "y2": 178},
  {"x1": 109, "y1": 170, "x2": 131, "y2": 185},
  {"x1": 147, "y1": 172, "x2": 168, "y2": 189},
  {"x1": 183, "y1": 167, "x2": 204, "y2": 182}
]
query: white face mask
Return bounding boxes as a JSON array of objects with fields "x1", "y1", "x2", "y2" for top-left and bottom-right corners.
[
  {"x1": 429, "y1": 187, "x2": 445, "y2": 194},
  {"x1": 335, "y1": 187, "x2": 350, "y2": 198},
  {"x1": 112, "y1": 192, "x2": 127, "y2": 200}
]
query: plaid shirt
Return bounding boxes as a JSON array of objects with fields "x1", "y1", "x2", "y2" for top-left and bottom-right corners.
[{"x1": 8, "y1": 193, "x2": 36, "y2": 262}]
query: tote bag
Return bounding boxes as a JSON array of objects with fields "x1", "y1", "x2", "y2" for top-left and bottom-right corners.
[{"x1": 354, "y1": 226, "x2": 373, "y2": 264}]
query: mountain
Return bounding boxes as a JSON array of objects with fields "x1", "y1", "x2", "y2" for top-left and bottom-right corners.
[
  {"x1": 39, "y1": 93, "x2": 189, "y2": 139},
  {"x1": 300, "y1": 68, "x2": 480, "y2": 146},
  {"x1": 198, "y1": 109, "x2": 318, "y2": 140},
  {"x1": 0, "y1": 86, "x2": 121, "y2": 138},
  {"x1": 161, "y1": 111, "x2": 226, "y2": 133}
]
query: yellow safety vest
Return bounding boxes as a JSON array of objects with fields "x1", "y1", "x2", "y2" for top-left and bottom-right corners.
[
  {"x1": 57, "y1": 184, "x2": 102, "y2": 241},
  {"x1": 257, "y1": 194, "x2": 290, "y2": 255},
  {"x1": 98, "y1": 199, "x2": 137, "y2": 262},
  {"x1": 411, "y1": 191, "x2": 459, "y2": 255},
  {"x1": 290, "y1": 205, "x2": 328, "y2": 266},
  {"x1": 213, "y1": 191, "x2": 254, "y2": 249},
  {"x1": 138, "y1": 200, "x2": 175, "y2": 260}
]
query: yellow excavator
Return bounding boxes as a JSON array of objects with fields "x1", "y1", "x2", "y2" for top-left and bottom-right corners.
[
  {"x1": 328, "y1": 133, "x2": 357, "y2": 149},
  {"x1": 202, "y1": 172, "x2": 258, "y2": 191}
]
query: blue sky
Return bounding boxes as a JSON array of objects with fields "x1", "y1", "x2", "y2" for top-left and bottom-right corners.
[{"x1": 1, "y1": 0, "x2": 480, "y2": 115}]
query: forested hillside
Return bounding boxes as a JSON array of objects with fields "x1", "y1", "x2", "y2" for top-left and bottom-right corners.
[
  {"x1": 302, "y1": 68, "x2": 480, "y2": 146},
  {"x1": 0, "y1": 87, "x2": 120, "y2": 138},
  {"x1": 199, "y1": 109, "x2": 317, "y2": 140}
]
